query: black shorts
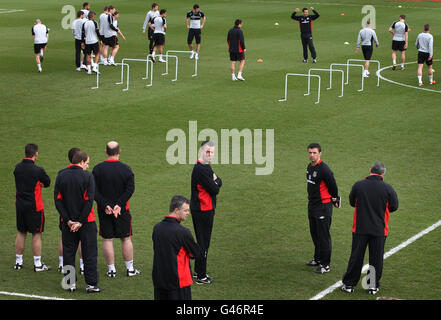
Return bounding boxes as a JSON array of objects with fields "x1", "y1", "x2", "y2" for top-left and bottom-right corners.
[
  {"x1": 187, "y1": 28, "x2": 202, "y2": 44},
  {"x1": 98, "y1": 210, "x2": 132, "y2": 239},
  {"x1": 153, "y1": 33, "x2": 165, "y2": 46},
  {"x1": 361, "y1": 45, "x2": 373, "y2": 60},
  {"x1": 104, "y1": 36, "x2": 118, "y2": 47},
  {"x1": 230, "y1": 51, "x2": 245, "y2": 61},
  {"x1": 392, "y1": 40, "x2": 406, "y2": 51},
  {"x1": 34, "y1": 43, "x2": 47, "y2": 54},
  {"x1": 16, "y1": 208, "x2": 45, "y2": 233},
  {"x1": 85, "y1": 42, "x2": 99, "y2": 55},
  {"x1": 418, "y1": 51, "x2": 433, "y2": 66},
  {"x1": 99, "y1": 34, "x2": 105, "y2": 42}
]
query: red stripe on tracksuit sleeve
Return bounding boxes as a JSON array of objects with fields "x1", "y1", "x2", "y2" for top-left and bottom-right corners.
[
  {"x1": 34, "y1": 181, "x2": 44, "y2": 212},
  {"x1": 177, "y1": 246, "x2": 193, "y2": 288},
  {"x1": 197, "y1": 184, "x2": 213, "y2": 211},
  {"x1": 384, "y1": 202, "x2": 390, "y2": 236},
  {"x1": 319, "y1": 181, "x2": 332, "y2": 204}
]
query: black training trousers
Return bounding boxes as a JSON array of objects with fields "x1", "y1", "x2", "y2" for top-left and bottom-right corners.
[
  {"x1": 342, "y1": 234, "x2": 386, "y2": 288},
  {"x1": 62, "y1": 221, "x2": 99, "y2": 286},
  {"x1": 308, "y1": 203, "x2": 332, "y2": 266},
  {"x1": 154, "y1": 286, "x2": 192, "y2": 300},
  {"x1": 191, "y1": 210, "x2": 215, "y2": 278},
  {"x1": 301, "y1": 33, "x2": 317, "y2": 60},
  {"x1": 75, "y1": 39, "x2": 88, "y2": 68}
]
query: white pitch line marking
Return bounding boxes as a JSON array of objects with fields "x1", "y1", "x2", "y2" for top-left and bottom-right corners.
[
  {"x1": 0, "y1": 291, "x2": 74, "y2": 300},
  {"x1": 310, "y1": 219, "x2": 441, "y2": 300},
  {"x1": 0, "y1": 9, "x2": 25, "y2": 14},
  {"x1": 376, "y1": 60, "x2": 441, "y2": 94}
]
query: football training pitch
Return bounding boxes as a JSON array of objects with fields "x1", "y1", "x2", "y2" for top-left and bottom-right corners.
[{"x1": 0, "y1": 0, "x2": 440, "y2": 301}]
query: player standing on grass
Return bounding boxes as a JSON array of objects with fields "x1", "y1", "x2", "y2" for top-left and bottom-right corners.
[
  {"x1": 190, "y1": 141, "x2": 222, "y2": 284},
  {"x1": 291, "y1": 7, "x2": 319, "y2": 63},
  {"x1": 82, "y1": 11, "x2": 100, "y2": 74},
  {"x1": 305, "y1": 143, "x2": 339, "y2": 274},
  {"x1": 92, "y1": 141, "x2": 140, "y2": 278},
  {"x1": 152, "y1": 196, "x2": 205, "y2": 300},
  {"x1": 142, "y1": 3, "x2": 160, "y2": 55},
  {"x1": 72, "y1": 11, "x2": 88, "y2": 72},
  {"x1": 54, "y1": 151, "x2": 101, "y2": 293},
  {"x1": 416, "y1": 24, "x2": 435, "y2": 86},
  {"x1": 32, "y1": 19, "x2": 49, "y2": 73},
  {"x1": 186, "y1": 4, "x2": 206, "y2": 60},
  {"x1": 98, "y1": 6, "x2": 110, "y2": 64},
  {"x1": 104, "y1": 10, "x2": 126, "y2": 66},
  {"x1": 151, "y1": 9, "x2": 167, "y2": 63},
  {"x1": 356, "y1": 20, "x2": 379, "y2": 78},
  {"x1": 101, "y1": 6, "x2": 116, "y2": 65},
  {"x1": 341, "y1": 162, "x2": 398, "y2": 295},
  {"x1": 227, "y1": 19, "x2": 246, "y2": 81},
  {"x1": 14, "y1": 143, "x2": 51, "y2": 272},
  {"x1": 81, "y1": 2, "x2": 90, "y2": 18},
  {"x1": 389, "y1": 15, "x2": 409, "y2": 70}
]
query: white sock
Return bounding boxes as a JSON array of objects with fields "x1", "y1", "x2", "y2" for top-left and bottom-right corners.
[
  {"x1": 159, "y1": 54, "x2": 163, "y2": 59},
  {"x1": 418, "y1": 75, "x2": 422, "y2": 84},
  {"x1": 87, "y1": 65, "x2": 91, "y2": 72},
  {"x1": 232, "y1": 73, "x2": 236, "y2": 79},
  {"x1": 125, "y1": 260, "x2": 134, "y2": 271},
  {"x1": 79, "y1": 258, "x2": 84, "y2": 269},
  {"x1": 152, "y1": 51, "x2": 156, "y2": 57},
  {"x1": 16, "y1": 254, "x2": 23, "y2": 265},
  {"x1": 429, "y1": 75, "x2": 433, "y2": 82},
  {"x1": 40, "y1": 49, "x2": 44, "y2": 56},
  {"x1": 401, "y1": 63, "x2": 404, "y2": 68},
  {"x1": 238, "y1": 72, "x2": 242, "y2": 77},
  {"x1": 59, "y1": 256, "x2": 63, "y2": 267},
  {"x1": 108, "y1": 264, "x2": 116, "y2": 272},
  {"x1": 393, "y1": 59, "x2": 396, "y2": 65},
  {"x1": 34, "y1": 256, "x2": 42, "y2": 267},
  {"x1": 37, "y1": 63, "x2": 41, "y2": 69}
]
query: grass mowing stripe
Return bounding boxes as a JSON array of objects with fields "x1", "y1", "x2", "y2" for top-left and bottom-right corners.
[{"x1": 309, "y1": 219, "x2": 441, "y2": 300}]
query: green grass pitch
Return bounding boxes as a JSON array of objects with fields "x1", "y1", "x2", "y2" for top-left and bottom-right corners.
[{"x1": 0, "y1": 0, "x2": 440, "y2": 300}]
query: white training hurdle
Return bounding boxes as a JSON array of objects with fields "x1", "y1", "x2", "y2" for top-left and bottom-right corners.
[
  {"x1": 113, "y1": 54, "x2": 178, "y2": 89},
  {"x1": 330, "y1": 63, "x2": 365, "y2": 92},
  {"x1": 347, "y1": 59, "x2": 381, "y2": 86},
  {"x1": 91, "y1": 62, "x2": 129, "y2": 91},
  {"x1": 278, "y1": 73, "x2": 321, "y2": 104},
  {"x1": 164, "y1": 50, "x2": 198, "y2": 77},
  {"x1": 116, "y1": 58, "x2": 151, "y2": 89},
  {"x1": 307, "y1": 68, "x2": 344, "y2": 98}
]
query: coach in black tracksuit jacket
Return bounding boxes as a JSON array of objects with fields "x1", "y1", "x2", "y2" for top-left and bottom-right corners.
[
  {"x1": 152, "y1": 196, "x2": 205, "y2": 300},
  {"x1": 291, "y1": 7, "x2": 320, "y2": 61},
  {"x1": 54, "y1": 152, "x2": 99, "y2": 288},
  {"x1": 342, "y1": 162, "x2": 398, "y2": 290},
  {"x1": 306, "y1": 144, "x2": 338, "y2": 272},
  {"x1": 190, "y1": 142, "x2": 222, "y2": 282},
  {"x1": 15, "y1": 156, "x2": 51, "y2": 234}
]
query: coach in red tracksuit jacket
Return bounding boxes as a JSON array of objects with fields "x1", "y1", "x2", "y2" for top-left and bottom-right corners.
[
  {"x1": 190, "y1": 141, "x2": 222, "y2": 284},
  {"x1": 152, "y1": 196, "x2": 205, "y2": 300},
  {"x1": 341, "y1": 162, "x2": 398, "y2": 294}
]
